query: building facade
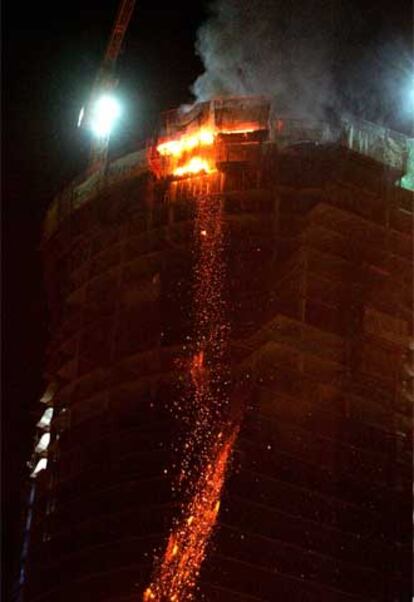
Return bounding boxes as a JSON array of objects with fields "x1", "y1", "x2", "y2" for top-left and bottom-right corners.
[{"x1": 25, "y1": 98, "x2": 413, "y2": 601}]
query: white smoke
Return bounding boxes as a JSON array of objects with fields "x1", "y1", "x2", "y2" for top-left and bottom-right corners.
[{"x1": 192, "y1": 0, "x2": 341, "y2": 119}]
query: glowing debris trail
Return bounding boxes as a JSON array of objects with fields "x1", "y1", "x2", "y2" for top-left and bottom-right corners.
[
  {"x1": 180, "y1": 193, "x2": 230, "y2": 489},
  {"x1": 144, "y1": 190, "x2": 237, "y2": 600},
  {"x1": 143, "y1": 428, "x2": 238, "y2": 601}
]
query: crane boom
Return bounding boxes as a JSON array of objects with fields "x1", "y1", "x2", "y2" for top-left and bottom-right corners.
[{"x1": 104, "y1": 0, "x2": 136, "y2": 68}]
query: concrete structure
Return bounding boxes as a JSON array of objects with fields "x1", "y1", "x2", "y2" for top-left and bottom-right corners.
[{"x1": 26, "y1": 98, "x2": 412, "y2": 601}]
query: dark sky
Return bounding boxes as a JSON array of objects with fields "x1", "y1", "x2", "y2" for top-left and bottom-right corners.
[{"x1": 2, "y1": 0, "x2": 412, "y2": 598}]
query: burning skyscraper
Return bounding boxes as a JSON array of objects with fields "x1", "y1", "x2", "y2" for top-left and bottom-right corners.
[{"x1": 24, "y1": 97, "x2": 412, "y2": 601}]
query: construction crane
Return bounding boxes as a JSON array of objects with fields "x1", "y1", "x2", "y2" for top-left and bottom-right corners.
[{"x1": 79, "y1": 0, "x2": 136, "y2": 172}]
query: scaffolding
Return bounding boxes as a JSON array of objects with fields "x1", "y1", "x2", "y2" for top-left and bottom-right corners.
[{"x1": 26, "y1": 99, "x2": 413, "y2": 602}]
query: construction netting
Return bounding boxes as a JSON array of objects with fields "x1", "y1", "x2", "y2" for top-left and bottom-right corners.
[{"x1": 43, "y1": 149, "x2": 148, "y2": 239}]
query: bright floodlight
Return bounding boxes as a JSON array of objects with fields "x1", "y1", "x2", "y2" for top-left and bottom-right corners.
[{"x1": 90, "y1": 94, "x2": 121, "y2": 138}]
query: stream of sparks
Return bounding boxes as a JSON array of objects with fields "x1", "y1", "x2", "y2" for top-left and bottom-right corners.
[{"x1": 144, "y1": 190, "x2": 238, "y2": 601}]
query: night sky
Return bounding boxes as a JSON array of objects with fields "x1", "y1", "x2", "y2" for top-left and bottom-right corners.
[{"x1": 2, "y1": 0, "x2": 412, "y2": 598}]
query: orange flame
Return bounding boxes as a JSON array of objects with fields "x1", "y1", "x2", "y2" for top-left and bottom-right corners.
[
  {"x1": 218, "y1": 127, "x2": 258, "y2": 135},
  {"x1": 157, "y1": 128, "x2": 215, "y2": 157},
  {"x1": 155, "y1": 122, "x2": 262, "y2": 178},
  {"x1": 173, "y1": 157, "x2": 215, "y2": 177}
]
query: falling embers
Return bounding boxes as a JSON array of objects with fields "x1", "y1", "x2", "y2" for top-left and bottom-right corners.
[{"x1": 144, "y1": 191, "x2": 240, "y2": 601}]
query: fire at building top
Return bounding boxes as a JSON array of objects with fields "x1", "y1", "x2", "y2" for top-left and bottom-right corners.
[
  {"x1": 151, "y1": 97, "x2": 271, "y2": 178},
  {"x1": 43, "y1": 95, "x2": 413, "y2": 241},
  {"x1": 150, "y1": 96, "x2": 412, "y2": 181}
]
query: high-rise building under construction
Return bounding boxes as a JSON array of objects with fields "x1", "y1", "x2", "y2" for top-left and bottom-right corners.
[{"x1": 24, "y1": 97, "x2": 412, "y2": 601}]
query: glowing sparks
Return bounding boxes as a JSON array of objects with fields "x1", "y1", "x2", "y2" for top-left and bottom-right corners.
[
  {"x1": 143, "y1": 588, "x2": 155, "y2": 601},
  {"x1": 144, "y1": 162, "x2": 239, "y2": 600},
  {"x1": 144, "y1": 429, "x2": 238, "y2": 601}
]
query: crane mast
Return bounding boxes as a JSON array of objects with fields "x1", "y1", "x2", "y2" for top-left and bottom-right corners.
[
  {"x1": 104, "y1": 0, "x2": 136, "y2": 69},
  {"x1": 83, "y1": 0, "x2": 136, "y2": 172}
]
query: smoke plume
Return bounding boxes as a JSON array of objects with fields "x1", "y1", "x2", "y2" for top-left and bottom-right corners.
[
  {"x1": 191, "y1": 0, "x2": 413, "y2": 133},
  {"x1": 192, "y1": 0, "x2": 341, "y2": 119}
]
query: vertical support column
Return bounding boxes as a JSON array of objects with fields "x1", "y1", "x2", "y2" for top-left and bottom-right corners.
[
  {"x1": 298, "y1": 248, "x2": 308, "y2": 376},
  {"x1": 15, "y1": 482, "x2": 37, "y2": 602},
  {"x1": 299, "y1": 247, "x2": 308, "y2": 325},
  {"x1": 73, "y1": 241, "x2": 92, "y2": 381},
  {"x1": 109, "y1": 222, "x2": 128, "y2": 366},
  {"x1": 272, "y1": 188, "x2": 280, "y2": 265}
]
